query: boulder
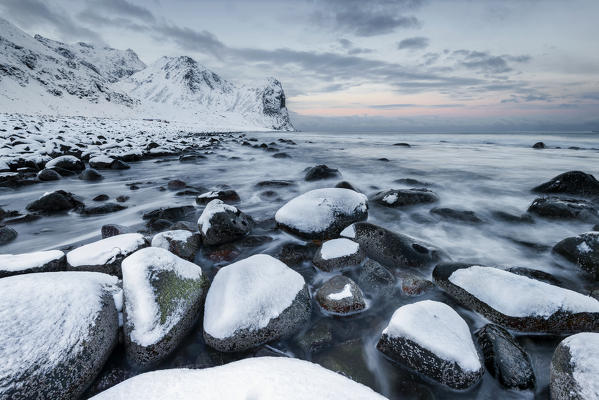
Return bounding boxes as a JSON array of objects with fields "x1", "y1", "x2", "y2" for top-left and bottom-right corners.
[
  {"x1": 553, "y1": 232, "x2": 599, "y2": 280},
  {"x1": 143, "y1": 206, "x2": 195, "y2": 223},
  {"x1": 26, "y1": 190, "x2": 84, "y2": 214},
  {"x1": 0, "y1": 250, "x2": 65, "y2": 278},
  {"x1": 357, "y1": 259, "x2": 395, "y2": 295},
  {"x1": 151, "y1": 230, "x2": 201, "y2": 261},
  {"x1": 79, "y1": 168, "x2": 103, "y2": 181},
  {"x1": 203, "y1": 254, "x2": 311, "y2": 352},
  {"x1": 433, "y1": 263, "x2": 599, "y2": 333},
  {"x1": 195, "y1": 189, "x2": 240, "y2": 205},
  {"x1": 341, "y1": 222, "x2": 443, "y2": 269},
  {"x1": 304, "y1": 164, "x2": 340, "y2": 181},
  {"x1": 122, "y1": 247, "x2": 208, "y2": 369},
  {"x1": 430, "y1": 207, "x2": 483, "y2": 223},
  {"x1": 198, "y1": 200, "x2": 253, "y2": 246},
  {"x1": 101, "y1": 224, "x2": 130, "y2": 239},
  {"x1": 315, "y1": 275, "x2": 366, "y2": 315},
  {"x1": 371, "y1": 188, "x2": 438, "y2": 207},
  {"x1": 45, "y1": 155, "x2": 85, "y2": 171},
  {"x1": 528, "y1": 197, "x2": 599, "y2": 221},
  {"x1": 37, "y1": 168, "x2": 60, "y2": 181},
  {"x1": 532, "y1": 142, "x2": 545, "y2": 149},
  {"x1": 533, "y1": 171, "x2": 599, "y2": 197},
  {"x1": 0, "y1": 272, "x2": 120, "y2": 400},
  {"x1": 275, "y1": 188, "x2": 368, "y2": 240},
  {"x1": 475, "y1": 324, "x2": 535, "y2": 390},
  {"x1": 67, "y1": 233, "x2": 148, "y2": 277},
  {"x1": 0, "y1": 226, "x2": 18, "y2": 245},
  {"x1": 377, "y1": 300, "x2": 483, "y2": 389},
  {"x1": 89, "y1": 156, "x2": 115, "y2": 170},
  {"x1": 312, "y1": 238, "x2": 365, "y2": 271},
  {"x1": 81, "y1": 203, "x2": 126, "y2": 215},
  {"x1": 551, "y1": 332, "x2": 599, "y2": 400}
]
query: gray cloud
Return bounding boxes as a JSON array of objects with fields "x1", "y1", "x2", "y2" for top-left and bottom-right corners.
[
  {"x1": 153, "y1": 23, "x2": 226, "y2": 57},
  {"x1": 452, "y1": 50, "x2": 531, "y2": 75},
  {"x1": 398, "y1": 36, "x2": 429, "y2": 50},
  {"x1": 88, "y1": 0, "x2": 155, "y2": 23},
  {"x1": 369, "y1": 103, "x2": 465, "y2": 109}
]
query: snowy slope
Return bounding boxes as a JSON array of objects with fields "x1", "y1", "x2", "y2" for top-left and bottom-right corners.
[{"x1": 0, "y1": 18, "x2": 294, "y2": 131}]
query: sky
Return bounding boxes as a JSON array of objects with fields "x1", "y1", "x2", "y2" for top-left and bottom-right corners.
[{"x1": 1, "y1": 0, "x2": 598, "y2": 131}]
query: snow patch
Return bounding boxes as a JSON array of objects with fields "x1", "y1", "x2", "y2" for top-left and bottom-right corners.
[
  {"x1": 151, "y1": 230, "x2": 193, "y2": 250},
  {"x1": 198, "y1": 200, "x2": 238, "y2": 235},
  {"x1": 67, "y1": 233, "x2": 146, "y2": 267},
  {"x1": 320, "y1": 238, "x2": 360, "y2": 260},
  {"x1": 328, "y1": 284, "x2": 353, "y2": 300},
  {"x1": 562, "y1": 332, "x2": 599, "y2": 400},
  {"x1": 0, "y1": 250, "x2": 63, "y2": 272}
]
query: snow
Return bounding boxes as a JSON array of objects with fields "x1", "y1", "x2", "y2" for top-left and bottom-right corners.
[
  {"x1": 448, "y1": 266, "x2": 599, "y2": 318},
  {"x1": 275, "y1": 188, "x2": 368, "y2": 234},
  {"x1": 198, "y1": 200, "x2": 238, "y2": 235},
  {"x1": 0, "y1": 272, "x2": 120, "y2": 383},
  {"x1": 89, "y1": 155, "x2": 114, "y2": 165},
  {"x1": 320, "y1": 238, "x2": 360, "y2": 260},
  {"x1": 382, "y1": 193, "x2": 398, "y2": 204},
  {"x1": 382, "y1": 300, "x2": 481, "y2": 372},
  {"x1": 562, "y1": 332, "x2": 599, "y2": 400},
  {"x1": 0, "y1": 250, "x2": 63, "y2": 272},
  {"x1": 44, "y1": 155, "x2": 80, "y2": 169},
  {"x1": 90, "y1": 356, "x2": 387, "y2": 400},
  {"x1": 203, "y1": 254, "x2": 305, "y2": 339},
  {"x1": 151, "y1": 230, "x2": 193, "y2": 250},
  {"x1": 328, "y1": 284, "x2": 353, "y2": 300},
  {"x1": 340, "y1": 224, "x2": 356, "y2": 238},
  {"x1": 67, "y1": 233, "x2": 146, "y2": 267},
  {"x1": 197, "y1": 191, "x2": 220, "y2": 199},
  {"x1": 121, "y1": 247, "x2": 203, "y2": 346},
  {"x1": 577, "y1": 240, "x2": 593, "y2": 254}
]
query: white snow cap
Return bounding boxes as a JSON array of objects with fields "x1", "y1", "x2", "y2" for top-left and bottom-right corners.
[
  {"x1": 67, "y1": 233, "x2": 146, "y2": 267},
  {"x1": 204, "y1": 254, "x2": 305, "y2": 339},
  {"x1": 320, "y1": 238, "x2": 360, "y2": 260},
  {"x1": 198, "y1": 199, "x2": 238, "y2": 235},
  {"x1": 45, "y1": 155, "x2": 80, "y2": 168},
  {"x1": 90, "y1": 357, "x2": 387, "y2": 400},
  {"x1": 151, "y1": 230, "x2": 193, "y2": 250},
  {"x1": 0, "y1": 250, "x2": 64, "y2": 272},
  {"x1": 328, "y1": 284, "x2": 353, "y2": 300},
  {"x1": 275, "y1": 188, "x2": 367, "y2": 234},
  {"x1": 382, "y1": 300, "x2": 481, "y2": 372},
  {"x1": 561, "y1": 332, "x2": 599, "y2": 400},
  {"x1": 340, "y1": 224, "x2": 356, "y2": 238},
  {"x1": 449, "y1": 266, "x2": 599, "y2": 318},
  {"x1": 0, "y1": 272, "x2": 120, "y2": 382},
  {"x1": 122, "y1": 247, "x2": 203, "y2": 346}
]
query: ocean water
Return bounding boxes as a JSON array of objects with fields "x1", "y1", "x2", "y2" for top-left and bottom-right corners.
[{"x1": 1, "y1": 130, "x2": 598, "y2": 398}]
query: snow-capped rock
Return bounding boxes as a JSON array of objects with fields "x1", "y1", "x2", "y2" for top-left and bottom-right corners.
[
  {"x1": 433, "y1": 263, "x2": 599, "y2": 333},
  {"x1": 151, "y1": 230, "x2": 201, "y2": 261},
  {"x1": 0, "y1": 249, "x2": 65, "y2": 278},
  {"x1": 377, "y1": 300, "x2": 483, "y2": 390},
  {"x1": 45, "y1": 155, "x2": 85, "y2": 171},
  {"x1": 203, "y1": 254, "x2": 310, "y2": 352},
  {"x1": 313, "y1": 238, "x2": 365, "y2": 271},
  {"x1": 275, "y1": 188, "x2": 368, "y2": 240},
  {"x1": 315, "y1": 275, "x2": 366, "y2": 315},
  {"x1": 121, "y1": 247, "x2": 208, "y2": 368},
  {"x1": 90, "y1": 357, "x2": 387, "y2": 399},
  {"x1": 197, "y1": 199, "x2": 253, "y2": 245},
  {"x1": 551, "y1": 332, "x2": 599, "y2": 400},
  {"x1": 0, "y1": 271, "x2": 121, "y2": 399},
  {"x1": 553, "y1": 231, "x2": 599, "y2": 280},
  {"x1": 340, "y1": 222, "x2": 443, "y2": 269},
  {"x1": 67, "y1": 233, "x2": 148, "y2": 276},
  {"x1": 371, "y1": 188, "x2": 439, "y2": 207},
  {"x1": 26, "y1": 190, "x2": 84, "y2": 213}
]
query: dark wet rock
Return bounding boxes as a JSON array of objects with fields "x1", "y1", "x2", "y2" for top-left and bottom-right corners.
[
  {"x1": 115, "y1": 195, "x2": 129, "y2": 203},
  {"x1": 81, "y1": 203, "x2": 127, "y2": 216},
  {"x1": 37, "y1": 168, "x2": 60, "y2": 181},
  {"x1": 372, "y1": 188, "x2": 439, "y2": 207},
  {"x1": 89, "y1": 157, "x2": 114, "y2": 169},
  {"x1": 2, "y1": 213, "x2": 40, "y2": 225},
  {"x1": 198, "y1": 200, "x2": 253, "y2": 246},
  {"x1": 357, "y1": 259, "x2": 395, "y2": 295},
  {"x1": 44, "y1": 155, "x2": 85, "y2": 172},
  {"x1": 532, "y1": 142, "x2": 545, "y2": 149},
  {"x1": 0, "y1": 226, "x2": 18, "y2": 245},
  {"x1": 492, "y1": 210, "x2": 534, "y2": 224},
  {"x1": 377, "y1": 300, "x2": 484, "y2": 390},
  {"x1": 169, "y1": 221, "x2": 196, "y2": 232},
  {"x1": 312, "y1": 238, "x2": 364, "y2": 272},
  {"x1": 394, "y1": 178, "x2": 430, "y2": 186},
  {"x1": 550, "y1": 332, "x2": 599, "y2": 400},
  {"x1": 430, "y1": 207, "x2": 483, "y2": 223},
  {"x1": 93, "y1": 194, "x2": 109, "y2": 201},
  {"x1": 122, "y1": 247, "x2": 209, "y2": 369},
  {"x1": 101, "y1": 224, "x2": 130, "y2": 239},
  {"x1": 341, "y1": 222, "x2": 444, "y2": 269},
  {"x1": 296, "y1": 320, "x2": 334, "y2": 354},
  {"x1": 506, "y1": 266, "x2": 563, "y2": 286},
  {"x1": 316, "y1": 275, "x2": 366, "y2": 315},
  {"x1": 203, "y1": 255, "x2": 311, "y2": 352},
  {"x1": 151, "y1": 230, "x2": 201, "y2": 261},
  {"x1": 393, "y1": 142, "x2": 411, "y2": 147},
  {"x1": 273, "y1": 152, "x2": 290, "y2": 158},
  {"x1": 313, "y1": 339, "x2": 377, "y2": 388},
  {"x1": 143, "y1": 205, "x2": 195, "y2": 223},
  {"x1": 83, "y1": 366, "x2": 135, "y2": 398},
  {"x1": 553, "y1": 232, "x2": 599, "y2": 280},
  {"x1": 533, "y1": 171, "x2": 599, "y2": 197},
  {"x1": 195, "y1": 189, "x2": 240, "y2": 205},
  {"x1": 26, "y1": 190, "x2": 84, "y2": 214},
  {"x1": 259, "y1": 190, "x2": 280, "y2": 201},
  {"x1": 397, "y1": 271, "x2": 434, "y2": 296},
  {"x1": 335, "y1": 181, "x2": 359, "y2": 191},
  {"x1": 275, "y1": 241, "x2": 318, "y2": 266},
  {"x1": 167, "y1": 179, "x2": 187, "y2": 190},
  {"x1": 255, "y1": 180, "x2": 295, "y2": 188},
  {"x1": 110, "y1": 160, "x2": 130, "y2": 170},
  {"x1": 593, "y1": 224, "x2": 599, "y2": 231},
  {"x1": 304, "y1": 164, "x2": 340, "y2": 181},
  {"x1": 79, "y1": 168, "x2": 103, "y2": 181},
  {"x1": 527, "y1": 197, "x2": 599, "y2": 221},
  {"x1": 0, "y1": 172, "x2": 21, "y2": 187},
  {"x1": 147, "y1": 219, "x2": 172, "y2": 232},
  {"x1": 378, "y1": 157, "x2": 390, "y2": 162},
  {"x1": 275, "y1": 188, "x2": 368, "y2": 240},
  {"x1": 475, "y1": 324, "x2": 536, "y2": 390},
  {"x1": 179, "y1": 154, "x2": 206, "y2": 162},
  {"x1": 433, "y1": 263, "x2": 599, "y2": 333}
]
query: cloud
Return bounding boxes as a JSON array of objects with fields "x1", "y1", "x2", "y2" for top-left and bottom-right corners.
[
  {"x1": 0, "y1": 0, "x2": 104, "y2": 43},
  {"x1": 337, "y1": 38, "x2": 373, "y2": 55},
  {"x1": 451, "y1": 50, "x2": 531, "y2": 75},
  {"x1": 153, "y1": 23, "x2": 226, "y2": 57},
  {"x1": 369, "y1": 103, "x2": 465, "y2": 109},
  {"x1": 88, "y1": 0, "x2": 155, "y2": 23},
  {"x1": 397, "y1": 36, "x2": 429, "y2": 50}
]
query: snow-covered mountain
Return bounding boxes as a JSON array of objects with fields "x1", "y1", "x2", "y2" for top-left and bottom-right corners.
[{"x1": 0, "y1": 18, "x2": 293, "y2": 131}]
